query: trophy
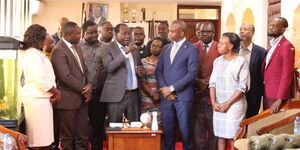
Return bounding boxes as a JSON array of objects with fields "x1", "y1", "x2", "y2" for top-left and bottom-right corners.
[
  {"x1": 123, "y1": 8, "x2": 129, "y2": 23},
  {"x1": 122, "y1": 113, "x2": 129, "y2": 128},
  {"x1": 140, "y1": 112, "x2": 151, "y2": 129}
]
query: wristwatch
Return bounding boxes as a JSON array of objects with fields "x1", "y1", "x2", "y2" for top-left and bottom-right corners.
[{"x1": 169, "y1": 85, "x2": 175, "y2": 92}]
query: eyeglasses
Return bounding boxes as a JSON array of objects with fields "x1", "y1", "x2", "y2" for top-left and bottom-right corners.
[
  {"x1": 200, "y1": 30, "x2": 214, "y2": 33},
  {"x1": 151, "y1": 44, "x2": 163, "y2": 49}
]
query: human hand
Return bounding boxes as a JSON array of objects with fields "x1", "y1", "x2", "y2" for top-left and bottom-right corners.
[
  {"x1": 270, "y1": 99, "x2": 282, "y2": 113},
  {"x1": 166, "y1": 93, "x2": 177, "y2": 101},
  {"x1": 212, "y1": 102, "x2": 221, "y2": 111},
  {"x1": 195, "y1": 78, "x2": 209, "y2": 93},
  {"x1": 125, "y1": 42, "x2": 138, "y2": 54},
  {"x1": 50, "y1": 89, "x2": 61, "y2": 104},
  {"x1": 219, "y1": 101, "x2": 231, "y2": 113},
  {"x1": 135, "y1": 66, "x2": 145, "y2": 78},
  {"x1": 160, "y1": 86, "x2": 171, "y2": 97},
  {"x1": 151, "y1": 92, "x2": 160, "y2": 102}
]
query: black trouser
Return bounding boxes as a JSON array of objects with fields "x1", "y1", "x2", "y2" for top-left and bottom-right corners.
[
  {"x1": 52, "y1": 106, "x2": 60, "y2": 150},
  {"x1": 88, "y1": 89, "x2": 107, "y2": 150}
]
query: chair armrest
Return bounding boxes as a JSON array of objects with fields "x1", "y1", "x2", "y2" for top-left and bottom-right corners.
[
  {"x1": 240, "y1": 101, "x2": 300, "y2": 127},
  {"x1": 256, "y1": 112, "x2": 300, "y2": 135},
  {"x1": 234, "y1": 126, "x2": 247, "y2": 141}
]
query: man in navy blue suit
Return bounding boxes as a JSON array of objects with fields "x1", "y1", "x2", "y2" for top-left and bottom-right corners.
[{"x1": 156, "y1": 20, "x2": 199, "y2": 150}]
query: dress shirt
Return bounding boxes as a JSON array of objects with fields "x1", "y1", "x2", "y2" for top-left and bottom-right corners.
[
  {"x1": 79, "y1": 39, "x2": 105, "y2": 89},
  {"x1": 170, "y1": 38, "x2": 186, "y2": 63},
  {"x1": 203, "y1": 41, "x2": 213, "y2": 53},
  {"x1": 116, "y1": 42, "x2": 138, "y2": 90},
  {"x1": 265, "y1": 36, "x2": 283, "y2": 68},
  {"x1": 62, "y1": 38, "x2": 83, "y2": 72},
  {"x1": 239, "y1": 42, "x2": 253, "y2": 66}
]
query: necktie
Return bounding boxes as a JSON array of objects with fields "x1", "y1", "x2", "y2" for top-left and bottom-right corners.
[
  {"x1": 202, "y1": 44, "x2": 209, "y2": 76},
  {"x1": 170, "y1": 43, "x2": 180, "y2": 64},
  {"x1": 121, "y1": 46, "x2": 133, "y2": 89},
  {"x1": 71, "y1": 45, "x2": 83, "y2": 72}
]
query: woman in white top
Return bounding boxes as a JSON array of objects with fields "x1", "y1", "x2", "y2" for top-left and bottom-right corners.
[
  {"x1": 21, "y1": 24, "x2": 61, "y2": 150},
  {"x1": 209, "y1": 32, "x2": 249, "y2": 150}
]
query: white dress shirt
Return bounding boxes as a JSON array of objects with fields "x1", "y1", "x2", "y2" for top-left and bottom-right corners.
[
  {"x1": 62, "y1": 38, "x2": 83, "y2": 72},
  {"x1": 116, "y1": 42, "x2": 138, "y2": 90},
  {"x1": 239, "y1": 42, "x2": 253, "y2": 66},
  {"x1": 170, "y1": 38, "x2": 186, "y2": 63},
  {"x1": 265, "y1": 36, "x2": 283, "y2": 68}
]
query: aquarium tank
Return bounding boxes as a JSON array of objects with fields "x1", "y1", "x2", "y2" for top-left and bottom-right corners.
[{"x1": 0, "y1": 37, "x2": 21, "y2": 129}]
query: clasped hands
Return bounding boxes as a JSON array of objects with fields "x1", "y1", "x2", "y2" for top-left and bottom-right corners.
[
  {"x1": 82, "y1": 83, "x2": 92, "y2": 102},
  {"x1": 159, "y1": 86, "x2": 177, "y2": 101},
  {"x1": 212, "y1": 101, "x2": 231, "y2": 113}
]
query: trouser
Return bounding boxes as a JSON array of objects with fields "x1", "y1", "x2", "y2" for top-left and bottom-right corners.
[
  {"x1": 192, "y1": 96, "x2": 216, "y2": 150},
  {"x1": 88, "y1": 89, "x2": 107, "y2": 150}
]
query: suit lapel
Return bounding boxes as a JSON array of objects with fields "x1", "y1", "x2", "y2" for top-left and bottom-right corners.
[
  {"x1": 171, "y1": 41, "x2": 188, "y2": 67},
  {"x1": 265, "y1": 37, "x2": 285, "y2": 69},
  {"x1": 61, "y1": 41, "x2": 83, "y2": 74},
  {"x1": 250, "y1": 44, "x2": 258, "y2": 70}
]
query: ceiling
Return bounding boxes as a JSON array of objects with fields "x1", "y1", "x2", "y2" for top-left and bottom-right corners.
[{"x1": 43, "y1": 0, "x2": 222, "y2": 5}]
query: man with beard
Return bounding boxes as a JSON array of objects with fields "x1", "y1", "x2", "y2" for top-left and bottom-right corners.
[
  {"x1": 193, "y1": 21, "x2": 220, "y2": 150},
  {"x1": 239, "y1": 23, "x2": 267, "y2": 118},
  {"x1": 262, "y1": 17, "x2": 295, "y2": 113},
  {"x1": 133, "y1": 27, "x2": 148, "y2": 58},
  {"x1": 52, "y1": 17, "x2": 69, "y2": 44},
  {"x1": 51, "y1": 21, "x2": 92, "y2": 150},
  {"x1": 78, "y1": 21, "x2": 107, "y2": 150},
  {"x1": 99, "y1": 21, "x2": 113, "y2": 44},
  {"x1": 100, "y1": 23, "x2": 141, "y2": 123}
]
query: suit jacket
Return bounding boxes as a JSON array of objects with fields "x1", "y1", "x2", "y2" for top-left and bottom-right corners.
[
  {"x1": 262, "y1": 36, "x2": 295, "y2": 100},
  {"x1": 51, "y1": 33, "x2": 60, "y2": 45},
  {"x1": 194, "y1": 41, "x2": 220, "y2": 103},
  {"x1": 100, "y1": 41, "x2": 141, "y2": 103},
  {"x1": 156, "y1": 40, "x2": 199, "y2": 102},
  {"x1": 51, "y1": 40, "x2": 89, "y2": 110}
]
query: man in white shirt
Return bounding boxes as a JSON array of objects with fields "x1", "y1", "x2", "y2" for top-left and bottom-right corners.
[{"x1": 262, "y1": 17, "x2": 295, "y2": 113}]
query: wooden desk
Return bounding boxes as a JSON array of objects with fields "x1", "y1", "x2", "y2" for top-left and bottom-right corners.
[{"x1": 107, "y1": 130, "x2": 163, "y2": 150}]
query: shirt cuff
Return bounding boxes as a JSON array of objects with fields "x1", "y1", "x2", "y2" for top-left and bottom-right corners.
[{"x1": 170, "y1": 85, "x2": 175, "y2": 92}]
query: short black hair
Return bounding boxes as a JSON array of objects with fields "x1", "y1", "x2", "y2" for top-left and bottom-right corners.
[
  {"x1": 222, "y1": 32, "x2": 241, "y2": 52},
  {"x1": 157, "y1": 21, "x2": 169, "y2": 27},
  {"x1": 23, "y1": 24, "x2": 47, "y2": 49},
  {"x1": 133, "y1": 26, "x2": 144, "y2": 31},
  {"x1": 276, "y1": 17, "x2": 289, "y2": 28},
  {"x1": 99, "y1": 21, "x2": 111, "y2": 27},
  {"x1": 62, "y1": 21, "x2": 78, "y2": 35},
  {"x1": 81, "y1": 20, "x2": 97, "y2": 33},
  {"x1": 114, "y1": 23, "x2": 128, "y2": 33},
  {"x1": 201, "y1": 21, "x2": 216, "y2": 32}
]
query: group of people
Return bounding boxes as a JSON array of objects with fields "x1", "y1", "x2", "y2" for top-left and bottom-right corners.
[{"x1": 19, "y1": 15, "x2": 295, "y2": 150}]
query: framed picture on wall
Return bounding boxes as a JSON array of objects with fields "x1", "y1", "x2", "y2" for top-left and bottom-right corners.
[{"x1": 87, "y1": 3, "x2": 108, "y2": 26}]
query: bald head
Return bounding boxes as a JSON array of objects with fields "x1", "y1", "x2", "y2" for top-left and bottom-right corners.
[
  {"x1": 239, "y1": 22, "x2": 255, "y2": 43},
  {"x1": 168, "y1": 20, "x2": 187, "y2": 42},
  {"x1": 268, "y1": 17, "x2": 288, "y2": 38}
]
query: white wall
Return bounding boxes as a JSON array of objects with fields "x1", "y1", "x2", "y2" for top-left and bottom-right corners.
[
  {"x1": 221, "y1": 0, "x2": 268, "y2": 47},
  {"x1": 32, "y1": 1, "x2": 178, "y2": 35}
]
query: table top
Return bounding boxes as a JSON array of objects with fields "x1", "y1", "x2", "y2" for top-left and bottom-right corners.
[{"x1": 107, "y1": 130, "x2": 163, "y2": 134}]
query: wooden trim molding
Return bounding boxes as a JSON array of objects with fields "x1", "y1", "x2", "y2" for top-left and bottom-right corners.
[{"x1": 257, "y1": 112, "x2": 300, "y2": 135}]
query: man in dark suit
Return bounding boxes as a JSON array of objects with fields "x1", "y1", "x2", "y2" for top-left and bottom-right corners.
[
  {"x1": 239, "y1": 23, "x2": 267, "y2": 118},
  {"x1": 51, "y1": 21, "x2": 92, "y2": 150},
  {"x1": 262, "y1": 17, "x2": 295, "y2": 113},
  {"x1": 78, "y1": 21, "x2": 107, "y2": 150},
  {"x1": 133, "y1": 26, "x2": 148, "y2": 58},
  {"x1": 52, "y1": 17, "x2": 69, "y2": 45},
  {"x1": 156, "y1": 20, "x2": 199, "y2": 150},
  {"x1": 100, "y1": 23, "x2": 141, "y2": 123},
  {"x1": 193, "y1": 21, "x2": 220, "y2": 150}
]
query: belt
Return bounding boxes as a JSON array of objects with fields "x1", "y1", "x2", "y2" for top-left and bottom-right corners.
[{"x1": 125, "y1": 89, "x2": 138, "y2": 94}]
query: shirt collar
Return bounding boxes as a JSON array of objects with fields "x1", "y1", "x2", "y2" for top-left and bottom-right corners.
[
  {"x1": 83, "y1": 39, "x2": 100, "y2": 46},
  {"x1": 116, "y1": 41, "x2": 126, "y2": 50},
  {"x1": 173, "y1": 38, "x2": 186, "y2": 46},
  {"x1": 62, "y1": 38, "x2": 73, "y2": 49},
  {"x1": 269, "y1": 35, "x2": 283, "y2": 47},
  {"x1": 203, "y1": 41, "x2": 213, "y2": 48},
  {"x1": 240, "y1": 42, "x2": 253, "y2": 52}
]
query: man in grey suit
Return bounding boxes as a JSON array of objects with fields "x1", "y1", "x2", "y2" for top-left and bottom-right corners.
[
  {"x1": 100, "y1": 23, "x2": 141, "y2": 123},
  {"x1": 51, "y1": 21, "x2": 92, "y2": 150},
  {"x1": 239, "y1": 22, "x2": 267, "y2": 118}
]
